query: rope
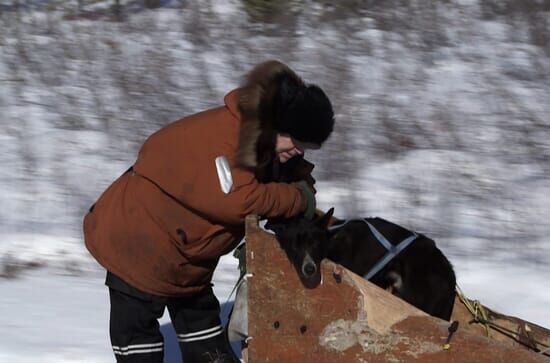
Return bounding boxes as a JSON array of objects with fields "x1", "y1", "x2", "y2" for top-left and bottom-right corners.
[
  {"x1": 455, "y1": 285, "x2": 550, "y2": 356},
  {"x1": 222, "y1": 242, "x2": 247, "y2": 317},
  {"x1": 456, "y1": 285, "x2": 491, "y2": 336}
]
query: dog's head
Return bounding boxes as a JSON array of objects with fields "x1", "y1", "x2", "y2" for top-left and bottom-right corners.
[{"x1": 265, "y1": 208, "x2": 334, "y2": 279}]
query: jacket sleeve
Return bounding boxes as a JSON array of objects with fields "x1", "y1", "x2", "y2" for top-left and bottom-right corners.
[
  {"x1": 218, "y1": 176, "x2": 305, "y2": 225},
  {"x1": 184, "y1": 167, "x2": 305, "y2": 226},
  {"x1": 233, "y1": 178, "x2": 305, "y2": 222}
]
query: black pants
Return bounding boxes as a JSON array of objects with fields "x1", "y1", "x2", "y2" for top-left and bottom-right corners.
[{"x1": 106, "y1": 272, "x2": 238, "y2": 363}]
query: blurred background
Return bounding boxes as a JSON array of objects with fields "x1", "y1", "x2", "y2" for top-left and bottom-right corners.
[{"x1": 1, "y1": 0, "x2": 549, "y2": 361}]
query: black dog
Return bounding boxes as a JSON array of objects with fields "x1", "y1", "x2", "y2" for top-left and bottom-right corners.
[{"x1": 266, "y1": 208, "x2": 456, "y2": 321}]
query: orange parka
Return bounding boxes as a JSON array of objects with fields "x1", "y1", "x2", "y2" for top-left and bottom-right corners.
[{"x1": 83, "y1": 89, "x2": 307, "y2": 296}]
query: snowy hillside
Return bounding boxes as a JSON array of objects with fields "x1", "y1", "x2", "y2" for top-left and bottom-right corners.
[{"x1": 1, "y1": 0, "x2": 549, "y2": 361}]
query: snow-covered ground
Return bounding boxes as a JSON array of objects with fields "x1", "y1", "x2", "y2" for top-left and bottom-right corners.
[
  {"x1": 0, "y1": 254, "x2": 240, "y2": 363},
  {"x1": 1, "y1": 0, "x2": 549, "y2": 361}
]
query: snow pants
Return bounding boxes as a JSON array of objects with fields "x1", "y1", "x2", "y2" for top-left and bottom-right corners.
[{"x1": 106, "y1": 272, "x2": 238, "y2": 363}]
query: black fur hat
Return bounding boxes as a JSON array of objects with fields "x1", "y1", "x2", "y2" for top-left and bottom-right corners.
[
  {"x1": 236, "y1": 60, "x2": 335, "y2": 170},
  {"x1": 272, "y1": 73, "x2": 334, "y2": 146}
]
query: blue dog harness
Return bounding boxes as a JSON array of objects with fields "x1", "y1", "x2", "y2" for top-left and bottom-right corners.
[{"x1": 328, "y1": 219, "x2": 418, "y2": 281}]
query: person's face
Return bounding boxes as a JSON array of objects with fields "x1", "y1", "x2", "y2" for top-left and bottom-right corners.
[{"x1": 275, "y1": 134, "x2": 320, "y2": 163}]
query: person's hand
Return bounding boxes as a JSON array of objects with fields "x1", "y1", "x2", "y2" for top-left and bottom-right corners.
[{"x1": 294, "y1": 180, "x2": 316, "y2": 220}]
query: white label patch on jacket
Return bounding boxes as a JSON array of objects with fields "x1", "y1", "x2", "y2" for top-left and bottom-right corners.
[{"x1": 215, "y1": 156, "x2": 233, "y2": 194}]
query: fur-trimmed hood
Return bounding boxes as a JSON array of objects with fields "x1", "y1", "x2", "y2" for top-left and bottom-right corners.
[{"x1": 234, "y1": 60, "x2": 306, "y2": 170}]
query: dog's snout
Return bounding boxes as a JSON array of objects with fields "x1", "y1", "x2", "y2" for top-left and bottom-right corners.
[
  {"x1": 301, "y1": 252, "x2": 317, "y2": 278},
  {"x1": 302, "y1": 262, "x2": 317, "y2": 277}
]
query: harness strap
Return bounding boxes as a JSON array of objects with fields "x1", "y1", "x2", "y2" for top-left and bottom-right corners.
[
  {"x1": 363, "y1": 230, "x2": 417, "y2": 280},
  {"x1": 360, "y1": 219, "x2": 417, "y2": 280},
  {"x1": 327, "y1": 219, "x2": 351, "y2": 231},
  {"x1": 365, "y1": 220, "x2": 395, "y2": 252},
  {"x1": 328, "y1": 218, "x2": 418, "y2": 280}
]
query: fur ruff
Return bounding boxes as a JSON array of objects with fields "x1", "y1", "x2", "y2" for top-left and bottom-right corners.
[{"x1": 235, "y1": 60, "x2": 305, "y2": 170}]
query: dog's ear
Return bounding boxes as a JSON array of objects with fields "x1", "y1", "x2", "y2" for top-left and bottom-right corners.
[
  {"x1": 316, "y1": 208, "x2": 334, "y2": 229},
  {"x1": 330, "y1": 215, "x2": 344, "y2": 225},
  {"x1": 264, "y1": 219, "x2": 285, "y2": 235}
]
